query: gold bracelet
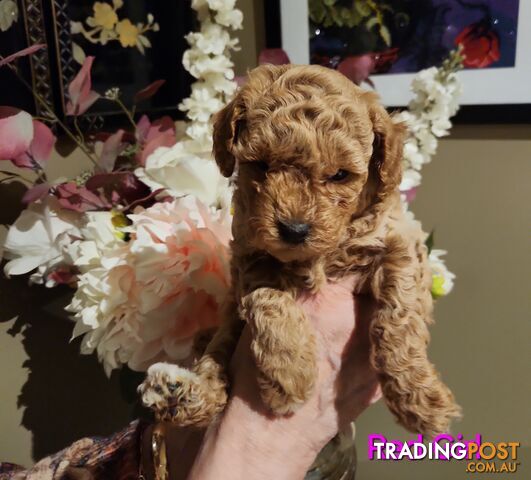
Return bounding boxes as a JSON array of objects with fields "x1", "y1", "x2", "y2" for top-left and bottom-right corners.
[{"x1": 152, "y1": 423, "x2": 169, "y2": 480}]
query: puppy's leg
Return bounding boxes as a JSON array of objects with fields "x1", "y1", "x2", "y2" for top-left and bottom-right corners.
[
  {"x1": 240, "y1": 287, "x2": 317, "y2": 414},
  {"x1": 370, "y1": 235, "x2": 461, "y2": 437},
  {"x1": 140, "y1": 298, "x2": 243, "y2": 426}
]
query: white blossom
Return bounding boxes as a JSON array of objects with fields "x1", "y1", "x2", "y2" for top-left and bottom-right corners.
[
  {"x1": 136, "y1": 143, "x2": 231, "y2": 209},
  {"x1": 3, "y1": 199, "x2": 81, "y2": 284}
]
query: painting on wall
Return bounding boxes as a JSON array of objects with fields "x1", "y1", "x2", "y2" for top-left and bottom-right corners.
[
  {"x1": 269, "y1": 0, "x2": 531, "y2": 122},
  {"x1": 308, "y1": 0, "x2": 519, "y2": 75},
  {"x1": 0, "y1": 0, "x2": 194, "y2": 124}
]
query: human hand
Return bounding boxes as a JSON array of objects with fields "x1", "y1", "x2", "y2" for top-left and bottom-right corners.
[{"x1": 142, "y1": 276, "x2": 380, "y2": 480}]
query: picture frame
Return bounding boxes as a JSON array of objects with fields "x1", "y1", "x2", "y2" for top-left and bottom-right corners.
[
  {"x1": 264, "y1": 0, "x2": 531, "y2": 123},
  {"x1": 0, "y1": 0, "x2": 195, "y2": 125}
]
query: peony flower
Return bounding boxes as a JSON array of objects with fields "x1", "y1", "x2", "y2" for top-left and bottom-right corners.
[
  {"x1": 67, "y1": 197, "x2": 232, "y2": 374},
  {"x1": 3, "y1": 198, "x2": 81, "y2": 284},
  {"x1": 136, "y1": 142, "x2": 231, "y2": 209},
  {"x1": 429, "y1": 249, "x2": 455, "y2": 298}
]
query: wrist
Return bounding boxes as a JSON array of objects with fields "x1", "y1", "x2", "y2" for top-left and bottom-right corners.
[{"x1": 188, "y1": 395, "x2": 321, "y2": 480}]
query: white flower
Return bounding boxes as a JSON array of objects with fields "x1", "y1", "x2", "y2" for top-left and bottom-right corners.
[
  {"x1": 429, "y1": 249, "x2": 456, "y2": 297},
  {"x1": 186, "y1": 22, "x2": 238, "y2": 55},
  {"x1": 0, "y1": 0, "x2": 18, "y2": 32},
  {"x1": 403, "y1": 140, "x2": 428, "y2": 170},
  {"x1": 400, "y1": 168, "x2": 421, "y2": 191},
  {"x1": 67, "y1": 197, "x2": 232, "y2": 374},
  {"x1": 3, "y1": 199, "x2": 81, "y2": 284},
  {"x1": 136, "y1": 142, "x2": 231, "y2": 208},
  {"x1": 179, "y1": 83, "x2": 224, "y2": 122},
  {"x1": 207, "y1": 0, "x2": 236, "y2": 12},
  {"x1": 183, "y1": 49, "x2": 234, "y2": 79},
  {"x1": 215, "y1": 8, "x2": 243, "y2": 29}
]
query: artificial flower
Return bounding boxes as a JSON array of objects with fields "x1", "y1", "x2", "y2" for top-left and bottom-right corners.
[
  {"x1": 67, "y1": 197, "x2": 231, "y2": 374},
  {"x1": 215, "y1": 8, "x2": 243, "y2": 30},
  {"x1": 12, "y1": 120, "x2": 56, "y2": 169},
  {"x1": 66, "y1": 56, "x2": 100, "y2": 116},
  {"x1": 136, "y1": 142, "x2": 231, "y2": 208},
  {"x1": 0, "y1": 107, "x2": 33, "y2": 160},
  {"x1": 429, "y1": 249, "x2": 456, "y2": 298},
  {"x1": 3, "y1": 198, "x2": 81, "y2": 283}
]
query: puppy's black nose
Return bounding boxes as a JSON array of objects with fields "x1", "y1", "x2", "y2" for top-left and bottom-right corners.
[{"x1": 277, "y1": 219, "x2": 310, "y2": 244}]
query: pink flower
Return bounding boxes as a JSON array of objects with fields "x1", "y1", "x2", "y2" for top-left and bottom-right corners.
[
  {"x1": 0, "y1": 108, "x2": 56, "y2": 169},
  {"x1": 67, "y1": 197, "x2": 232, "y2": 373},
  {"x1": 135, "y1": 115, "x2": 176, "y2": 166},
  {"x1": 13, "y1": 120, "x2": 56, "y2": 169},
  {"x1": 66, "y1": 56, "x2": 100, "y2": 116},
  {"x1": 0, "y1": 107, "x2": 33, "y2": 160}
]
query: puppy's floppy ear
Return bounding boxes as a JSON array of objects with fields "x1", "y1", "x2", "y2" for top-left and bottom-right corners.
[
  {"x1": 212, "y1": 95, "x2": 245, "y2": 178},
  {"x1": 366, "y1": 93, "x2": 406, "y2": 203}
]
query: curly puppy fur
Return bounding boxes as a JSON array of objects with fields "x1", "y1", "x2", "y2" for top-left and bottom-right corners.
[{"x1": 140, "y1": 64, "x2": 461, "y2": 437}]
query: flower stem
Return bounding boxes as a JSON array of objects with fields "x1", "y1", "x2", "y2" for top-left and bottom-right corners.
[{"x1": 114, "y1": 97, "x2": 137, "y2": 130}]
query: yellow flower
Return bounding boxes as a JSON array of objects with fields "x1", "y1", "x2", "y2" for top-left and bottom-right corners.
[
  {"x1": 92, "y1": 2, "x2": 118, "y2": 30},
  {"x1": 431, "y1": 274, "x2": 446, "y2": 299},
  {"x1": 111, "y1": 211, "x2": 129, "y2": 241},
  {"x1": 116, "y1": 19, "x2": 139, "y2": 47}
]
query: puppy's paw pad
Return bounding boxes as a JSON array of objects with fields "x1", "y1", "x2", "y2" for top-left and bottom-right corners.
[{"x1": 138, "y1": 363, "x2": 199, "y2": 410}]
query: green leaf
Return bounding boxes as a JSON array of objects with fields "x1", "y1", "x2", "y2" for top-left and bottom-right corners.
[
  {"x1": 425, "y1": 230, "x2": 435, "y2": 253},
  {"x1": 380, "y1": 24, "x2": 391, "y2": 45},
  {"x1": 324, "y1": 0, "x2": 337, "y2": 6},
  {"x1": 309, "y1": 0, "x2": 326, "y2": 23},
  {"x1": 365, "y1": 16, "x2": 378, "y2": 30}
]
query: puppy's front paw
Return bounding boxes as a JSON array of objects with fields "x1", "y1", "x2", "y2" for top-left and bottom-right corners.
[
  {"x1": 252, "y1": 338, "x2": 318, "y2": 415},
  {"x1": 139, "y1": 362, "x2": 226, "y2": 426}
]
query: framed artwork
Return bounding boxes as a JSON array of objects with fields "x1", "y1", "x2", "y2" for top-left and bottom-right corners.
[
  {"x1": 0, "y1": 0, "x2": 194, "y2": 124},
  {"x1": 265, "y1": 0, "x2": 531, "y2": 123}
]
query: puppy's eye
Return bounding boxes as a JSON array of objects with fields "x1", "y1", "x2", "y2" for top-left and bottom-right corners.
[
  {"x1": 328, "y1": 169, "x2": 350, "y2": 182},
  {"x1": 254, "y1": 160, "x2": 269, "y2": 172}
]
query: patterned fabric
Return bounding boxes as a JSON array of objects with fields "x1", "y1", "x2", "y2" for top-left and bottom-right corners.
[{"x1": 0, "y1": 421, "x2": 146, "y2": 480}]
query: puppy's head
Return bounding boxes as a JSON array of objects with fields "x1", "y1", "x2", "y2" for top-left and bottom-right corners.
[{"x1": 213, "y1": 64, "x2": 405, "y2": 262}]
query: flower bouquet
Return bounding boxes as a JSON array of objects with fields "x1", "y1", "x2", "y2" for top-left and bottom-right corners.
[{"x1": 1, "y1": 0, "x2": 461, "y2": 382}]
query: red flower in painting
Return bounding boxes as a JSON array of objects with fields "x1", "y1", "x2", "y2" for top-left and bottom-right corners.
[{"x1": 455, "y1": 21, "x2": 500, "y2": 68}]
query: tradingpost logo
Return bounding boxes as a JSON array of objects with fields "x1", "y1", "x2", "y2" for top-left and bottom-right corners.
[{"x1": 368, "y1": 434, "x2": 521, "y2": 474}]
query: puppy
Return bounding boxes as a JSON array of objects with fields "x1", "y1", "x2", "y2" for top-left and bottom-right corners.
[{"x1": 140, "y1": 64, "x2": 461, "y2": 437}]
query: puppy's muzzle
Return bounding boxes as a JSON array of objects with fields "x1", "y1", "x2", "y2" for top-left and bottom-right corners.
[{"x1": 277, "y1": 219, "x2": 311, "y2": 245}]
